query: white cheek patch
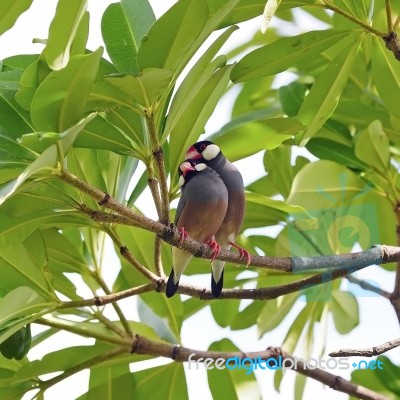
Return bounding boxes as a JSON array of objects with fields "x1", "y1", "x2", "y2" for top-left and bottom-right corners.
[
  {"x1": 194, "y1": 163, "x2": 207, "y2": 172},
  {"x1": 202, "y1": 144, "x2": 220, "y2": 160},
  {"x1": 178, "y1": 175, "x2": 185, "y2": 187}
]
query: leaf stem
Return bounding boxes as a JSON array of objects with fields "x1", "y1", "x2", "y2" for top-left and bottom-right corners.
[
  {"x1": 35, "y1": 346, "x2": 128, "y2": 397},
  {"x1": 394, "y1": 15, "x2": 400, "y2": 32},
  {"x1": 318, "y1": 1, "x2": 386, "y2": 37},
  {"x1": 36, "y1": 317, "x2": 130, "y2": 346},
  {"x1": 385, "y1": 0, "x2": 393, "y2": 33}
]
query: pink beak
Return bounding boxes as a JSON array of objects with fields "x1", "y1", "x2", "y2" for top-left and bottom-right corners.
[
  {"x1": 185, "y1": 146, "x2": 202, "y2": 160},
  {"x1": 180, "y1": 161, "x2": 196, "y2": 176}
]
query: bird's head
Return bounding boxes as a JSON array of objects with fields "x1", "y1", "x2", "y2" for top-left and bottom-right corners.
[
  {"x1": 178, "y1": 159, "x2": 207, "y2": 187},
  {"x1": 185, "y1": 141, "x2": 220, "y2": 161}
]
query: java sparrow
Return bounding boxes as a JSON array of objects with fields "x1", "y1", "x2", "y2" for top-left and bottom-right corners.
[
  {"x1": 185, "y1": 141, "x2": 251, "y2": 297},
  {"x1": 166, "y1": 159, "x2": 228, "y2": 298}
]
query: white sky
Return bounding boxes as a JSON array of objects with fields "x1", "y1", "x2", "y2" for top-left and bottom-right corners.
[{"x1": 0, "y1": 1, "x2": 399, "y2": 399}]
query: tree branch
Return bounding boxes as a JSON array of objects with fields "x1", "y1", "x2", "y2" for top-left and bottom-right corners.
[
  {"x1": 346, "y1": 275, "x2": 392, "y2": 299},
  {"x1": 58, "y1": 174, "x2": 400, "y2": 273},
  {"x1": 130, "y1": 336, "x2": 387, "y2": 400},
  {"x1": 329, "y1": 337, "x2": 400, "y2": 357},
  {"x1": 58, "y1": 265, "x2": 382, "y2": 306}
]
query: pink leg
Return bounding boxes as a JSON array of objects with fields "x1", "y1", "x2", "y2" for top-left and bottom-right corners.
[
  {"x1": 229, "y1": 242, "x2": 252, "y2": 267},
  {"x1": 178, "y1": 227, "x2": 189, "y2": 245},
  {"x1": 206, "y1": 238, "x2": 221, "y2": 261}
]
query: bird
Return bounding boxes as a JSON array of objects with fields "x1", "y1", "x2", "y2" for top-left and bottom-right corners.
[
  {"x1": 185, "y1": 141, "x2": 251, "y2": 297},
  {"x1": 166, "y1": 159, "x2": 228, "y2": 298}
]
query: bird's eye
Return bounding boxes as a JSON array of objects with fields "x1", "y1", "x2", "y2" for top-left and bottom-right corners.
[{"x1": 200, "y1": 144, "x2": 207, "y2": 151}]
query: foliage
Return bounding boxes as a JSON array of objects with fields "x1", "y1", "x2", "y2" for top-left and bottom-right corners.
[{"x1": 0, "y1": 0, "x2": 399, "y2": 399}]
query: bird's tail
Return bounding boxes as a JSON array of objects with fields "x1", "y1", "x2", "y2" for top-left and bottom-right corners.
[
  {"x1": 211, "y1": 259, "x2": 225, "y2": 298},
  {"x1": 166, "y1": 248, "x2": 192, "y2": 298}
]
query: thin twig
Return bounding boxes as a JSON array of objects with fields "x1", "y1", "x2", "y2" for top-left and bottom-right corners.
[
  {"x1": 93, "y1": 311, "x2": 127, "y2": 338},
  {"x1": 145, "y1": 113, "x2": 170, "y2": 224},
  {"x1": 106, "y1": 227, "x2": 159, "y2": 282},
  {"x1": 154, "y1": 235, "x2": 164, "y2": 277},
  {"x1": 59, "y1": 283, "x2": 155, "y2": 309},
  {"x1": 346, "y1": 275, "x2": 392, "y2": 299},
  {"x1": 329, "y1": 337, "x2": 400, "y2": 357}
]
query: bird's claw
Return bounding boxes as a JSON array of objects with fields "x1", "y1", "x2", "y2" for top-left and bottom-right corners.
[
  {"x1": 178, "y1": 227, "x2": 188, "y2": 245},
  {"x1": 206, "y1": 239, "x2": 221, "y2": 261},
  {"x1": 230, "y1": 242, "x2": 252, "y2": 267}
]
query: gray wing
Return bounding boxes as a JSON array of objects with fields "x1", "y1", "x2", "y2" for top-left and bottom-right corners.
[{"x1": 174, "y1": 186, "x2": 187, "y2": 225}]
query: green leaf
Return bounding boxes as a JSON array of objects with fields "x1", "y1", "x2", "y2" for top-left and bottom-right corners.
[
  {"x1": 21, "y1": 113, "x2": 96, "y2": 155},
  {"x1": 101, "y1": 0, "x2": 155, "y2": 74},
  {"x1": 42, "y1": 0, "x2": 88, "y2": 70},
  {"x1": 330, "y1": 290, "x2": 359, "y2": 334},
  {"x1": 137, "y1": 297, "x2": 179, "y2": 344},
  {"x1": 257, "y1": 293, "x2": 298, "y2": 336},
  {"x1": 351, "y1": 356, "x2": 400, "y2": 399},
  {"x1": 0, "y1": 145, "x2": 57, "y2": 206},
  {"x1": 0, "y1": 0, "x2": 33, "y2": 35},
  {"x1": 278, "y1": 81, "x2": 307, "y2": 117},
  {"x1": 163, "y1": 25, "x2": 238, "y2": 143},
  {"x1": 0, "y1": 287, "x2": 56, "y2": 331},
  {"x1": 84, "y1": 364, "x2": 134, "y2": 400},
  {"x1": 31, "y1": 48, "x2": 103, "y2": 132},
  {"x1": 211, "y1": 117, "x2": 302, "y2": 161},
  {"x1": 306, "y1": 137, "x2": 367, "y2": 170},
  {"x1": 208, "y1": 338, "x2": 261, "y2": 399},
  {"x1": 0, "y1": 133, "x2": 37, "y2": 183},
  {"x1": 0, "y1": 70, "x2": 22, "y2": 91},
  {"x1": 132, "y1": 364, "x2": 188, "y2": 399},
  {"x1": 282, "y1": 304, "x2": 311, "y2": 353},
  {"x1": 15, "y1": 61, "x2": 39, "y2": 111},
  {"x1": 372, "y1": 36, "x2": 400, "y2": 119},
  {"x1": 297, "y1": 34, "x2": 363, "y2": 144},
  {"x1": 104, "y1": 68, "x2": 173, "y2": 109},
  {"x1": 74, "y1": 115, "x2": 136, "y2": 156},
  {"x1": 138, "y1": 0, "x2": 209, "y2": 74},
  {"x1": 264, "y1": 145, "x2": 293, "y2": 198},
  {"x1": 210, "y1": 300, "x2": 241, "y2": 328},
  {"x1": 231, "y1": 30, "x2": 355, "y2": 82},
  {"x1": 354, "y1": 120, "x2": 390, "y2": 172},
  {"x1": 246, "y1": 192, "x2": 308, "y2": 216},
  {"x1": 0, "y1": 90, "x2": 34, "y2": 138},
  {"x1": 169, "y1": 65, "x2": 233, "y2": 188},
  {"x1": 287, "y1": 160, "x2": 367, "y2": 210},
  {"x1": 0, "y1": 325, "x2": 31, "y2": 360}
]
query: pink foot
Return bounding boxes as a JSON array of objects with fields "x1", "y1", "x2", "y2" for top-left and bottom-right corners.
[
  {"x1": 230, "y1": 242, "x2": 252, "y2": 267},
  {"x1": 178, "y1": 227, "x2": 188, "y2": 245},
  {"x1": 206, "y1": 238, "x2": 221, "y2": 261}
]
